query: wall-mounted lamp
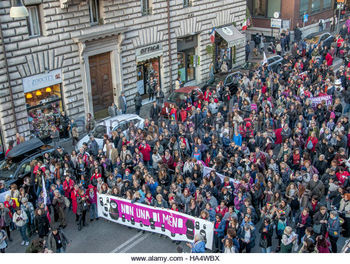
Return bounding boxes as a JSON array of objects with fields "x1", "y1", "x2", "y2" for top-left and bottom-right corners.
[{"x1": 10, "y1": 0, "x2": 29, "y2": 18}]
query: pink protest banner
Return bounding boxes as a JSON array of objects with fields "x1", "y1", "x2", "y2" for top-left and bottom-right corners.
[{"x1": 97, "y1": 194, "x2": 214, "y2": 249}]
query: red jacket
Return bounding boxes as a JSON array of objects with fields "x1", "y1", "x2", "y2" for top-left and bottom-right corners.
[
  {"x1": 306, "y1": 136, "x2": 318, "y2": 152},
  {"x1": 71, "y1": 189, "x2": 79, "y2": 214},
  {"x1": 139, "y1": 143, "x2": 151, "y2": 161},
  {"x1": 63, "y1": 179, "x2": 74, "y2": 198},
  {"x1": 325, "y1": 52, "x2": 333, "y2": 66},
  {"x1": 336, "y1": 171, "x2": 350, "y2": 185}
]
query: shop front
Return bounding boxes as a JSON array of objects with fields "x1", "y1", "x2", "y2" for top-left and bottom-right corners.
[
  {"x1": 214, "y1": 25, "x2": 245, "y2": 73},
  {"x1": 22, "y1": 69, "x2": 64, "y2": 142},
  {"x1": 136, "y1": 43, "x2": 163, "y2": 101},
  {"x1": 177, "y1": 35, "x2": 198, "y2": 84}
]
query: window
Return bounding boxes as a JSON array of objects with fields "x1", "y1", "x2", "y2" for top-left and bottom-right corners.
[
  {"x1": 311, "y1": 0, "x2": 320, "y2": 13},
  {"x1": 252, "y1": 0, "x2": 281, "y2": 18},
  {"x1": 27, "y1": 6, "x2": 41, "y2": 37},
  {"x1": 323, "y1": 0, "x2": 332, "y2": 9},
  {"x1": 141, "y1": 0, "x2": 151, "y2": 15},
  {"x1": 89, "y1": 0, "x2": 100, "y2": 24},
  {"x1": 267, "y1": 0, "x2": 281, "y2": 18},
  {"x1": 253, "y1": 0, "x2": 267, "y2": 16},
  {"x1": 184, "y1": 0, "x2": 191, "y2": 7},
  {"x1": 299, "y1": 0, "x2": 309, "y2": 15}
]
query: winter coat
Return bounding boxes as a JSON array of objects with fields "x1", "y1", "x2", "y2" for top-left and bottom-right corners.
[
  {"x1": 77, "y1": 195, "x2": 89, "y2": 215},
  {"x1": 0, "y1": 207, "x2": 11, "y2": 226},
  {"x1": 34, "y1": 214, "x2": 50, "y2": 237},
  {"x1": 259, "y1": 224, "x2": 274, "y2": 248},
  {"x1": 70, "y1": 190, "x2": 79, "y2": 214},
  {"x1": 328, "y1": 217, "x2": 341, "y2": 238},
  {"x1": 214, "y1": 219, "x2": 226, "y2": 238},
  {"x1": 139, "y1": 144, "x2": 151, "y2": 161},
  {"x1": 47, "y1": 230, "x2": 69, "y2": 252},
  {"x1": 12, "y1": 210, "x2": 28, "y2": 227}
]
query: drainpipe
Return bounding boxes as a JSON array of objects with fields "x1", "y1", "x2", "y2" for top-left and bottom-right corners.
[
  {"x1": 167, "y1": 0, "x2": 173, "y2": 92},
  {"x1": 0, "y1": 18, "x2": 19, "y2": 137}
]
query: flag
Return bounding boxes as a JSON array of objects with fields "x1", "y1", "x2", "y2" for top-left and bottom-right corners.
[
  {"x1": 262, "y1": 52, "x2": 268, "y2": 65},
  {"x1": 210, "y1": 28, "x2": 215, "y2": 43},
  {"x1": 242, "y1": 19, "x2": 247, "y2": 31},
  {"x1": 42, "y1": 175, "x2": 47, "y2": 205}
]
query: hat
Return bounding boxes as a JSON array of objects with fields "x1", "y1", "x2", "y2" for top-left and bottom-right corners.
[
  {"x1": 57, "y1": 146, "x2": 62, "y2": 149},
  {"x1": 21, "y1": 197, "x2": 28, "y2": 203},
  {"x1": 125, "y1": 168, "x2": 131, "y2": 174},
  {"x1": 88, "y1": 184, "x2": 94, "y2": 189},
  {"x1": 335, "y1": 79, "x2": 341, "y2": 85}
]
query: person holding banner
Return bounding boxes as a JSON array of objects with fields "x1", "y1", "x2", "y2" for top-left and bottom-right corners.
[{"x1": 186, "y1": 234, "x2": 206, "y2": 253}]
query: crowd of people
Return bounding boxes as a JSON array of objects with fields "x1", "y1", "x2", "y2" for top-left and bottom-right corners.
[{"x1": 2, "y1": 22, "x2": 350, "y2": 254}]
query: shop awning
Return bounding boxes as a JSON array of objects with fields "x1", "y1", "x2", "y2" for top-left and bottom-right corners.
[{"x1": 216, "y1": 25, "x2": 245, "y2": 48}]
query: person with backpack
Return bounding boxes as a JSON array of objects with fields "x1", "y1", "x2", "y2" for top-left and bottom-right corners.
[
  {"x1": 259, "y1": 217, "x2": 274, "y2": 253},
  {"x1": 306, "y1": 131, "x2": 318, "y2": 153}
]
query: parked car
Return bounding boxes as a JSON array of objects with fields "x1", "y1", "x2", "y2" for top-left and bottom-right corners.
[
  {"x1": 76, "y1": 114, "x2": 144, "y2": 151},
  {"x1": 161, "y1": 86, "x2": 203, "y2": 116},
  {"x1": 304, "y1": 32, "x2": 334, "y2": 49},
  {"x1": 0, "y1": 138, "x2": 54, "y2": 187},
  {"x1": 262, "y1": 55, "x2": 283, "y2": 73},
  {"x1": 224, "y1": 71, "x2": 243, "y2": 95}
]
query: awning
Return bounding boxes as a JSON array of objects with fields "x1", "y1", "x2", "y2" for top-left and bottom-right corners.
[{"x1": 216, "y1": 25, "x2": 245, "y2": 48}]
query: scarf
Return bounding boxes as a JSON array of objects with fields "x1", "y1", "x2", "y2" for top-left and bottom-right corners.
[{"x1": 301, "y1": 213, "x2": 309, "y2": 225}]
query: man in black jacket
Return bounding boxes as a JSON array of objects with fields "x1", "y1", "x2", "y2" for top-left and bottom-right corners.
[
  {"x1": 150, "y1": 101, "x2": 161, "y2": 123},
  {"x1": 294, "y1": 24, "x2": 302, "y2": 43}
]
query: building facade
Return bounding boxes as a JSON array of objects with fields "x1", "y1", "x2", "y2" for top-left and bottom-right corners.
[
  {"x1": 247, "y1": 0, "x2": 335, "y2": 38},
  {"x1": 0, "y1": 0, "x2": 246, "y2": 147}
]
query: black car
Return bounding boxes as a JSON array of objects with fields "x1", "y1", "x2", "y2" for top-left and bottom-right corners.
[
  {"x1": 0, "y1": 138, "x2": 54, "y2": 187},
  {"x1": 224, "y1": 71, "x2": 244, "y2": 95}
]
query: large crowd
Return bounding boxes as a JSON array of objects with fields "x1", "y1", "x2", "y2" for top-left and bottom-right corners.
[{"x1": 2, "y1": 23, "x2": 350, "y2": 254}]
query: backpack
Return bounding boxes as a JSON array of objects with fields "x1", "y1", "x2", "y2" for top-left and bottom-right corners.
[
  {"x1": 307, "y1": 140, "x2": 313, "y2": 150},
  {"x1": 277, "y1": 220, "x2": 287, "y2": 236}
]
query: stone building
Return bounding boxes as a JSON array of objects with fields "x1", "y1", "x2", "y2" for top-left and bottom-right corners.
[{"x1": 0, "y1": 0, "x2": 246, "y2": 150}]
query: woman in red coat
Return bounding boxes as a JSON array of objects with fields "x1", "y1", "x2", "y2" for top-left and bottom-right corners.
[
  {"x1": 63, "y1": 175, "x2": 74, "y2": 199},
  {"x1": 71, "y1": 184, "x2": 80, "y2": 221},
  {"x1": 325, "y1": 52, "x2": 333, "y2": 66},
  {"x1": 305, "y1": 132, "x2": 318, "y2": 152},
  {"x1": 139, "y1": 140, "x2": 151, "y2": 168}
]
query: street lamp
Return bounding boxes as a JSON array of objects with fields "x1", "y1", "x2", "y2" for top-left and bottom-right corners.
[{"x1": 10, "y1": 0, "x2": 29, "y2": 18}]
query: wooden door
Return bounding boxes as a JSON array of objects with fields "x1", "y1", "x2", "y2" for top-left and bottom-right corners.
[{"x1": 89, "y1": 52, "x2": 113, "y2": 117}]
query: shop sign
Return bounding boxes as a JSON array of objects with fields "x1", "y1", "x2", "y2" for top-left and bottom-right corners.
[
  {"x1": 270, "y1": 18, "x2": 282, "y2": 28},
  {"x1": 23, "y1": 69, "x2": 62, "y2": 93},
  {"x1": 136, "y1": 44, "x2": 163, "y2": 62}
]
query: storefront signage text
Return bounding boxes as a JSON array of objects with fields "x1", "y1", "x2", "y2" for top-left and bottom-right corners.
[
  {"x1": 137, "y1": 44, "x2": 162, "y2": 56},
  {"x1": 23, "y1": 69, "x2": 62, "y2": 93}
]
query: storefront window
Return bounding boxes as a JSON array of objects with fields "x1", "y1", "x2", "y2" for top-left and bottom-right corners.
[
  {"x1": 25, "y1": 84, "x2": 63, "y2": 140},
  {"x1": 177, "y1": 36, "x2": 197, "y2": 84},
  {"x1": 267, "y1": 0, "x2": 281, "y2": 18},
  {"x1": 136, "y1": 58, "x2": 161, "y2": 100},
  {"x1": 311, "y1": 0, "x2": 320, "y2": 13},
  {"x1": 299, "y1": 0, "x2": 309, "y2": 15},
  {"x1": 215, "y1": 33, "x2": 232, "y2": 72},
  {"x1": 323, "y1": 0, "x2": 332, "y2": 10},
  {"x1": 177, "y1": 49, "x2": 196, "y2": 83},
  {"x1": 253, "y1": 0, "x2": 267, "y2": 17}
]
